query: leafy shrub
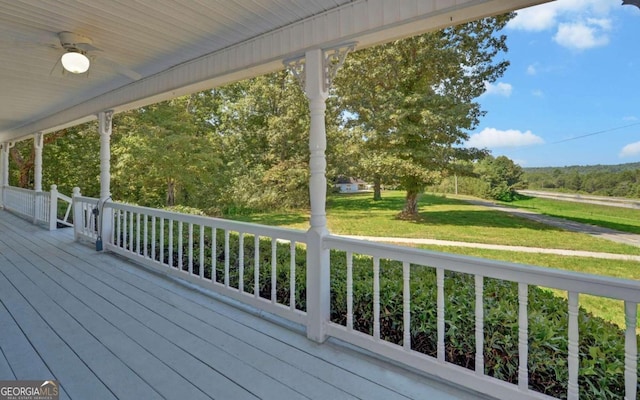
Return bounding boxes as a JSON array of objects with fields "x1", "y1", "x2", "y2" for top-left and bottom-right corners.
[{"x1": 122, "y1": 230, "x2": 636, "y2": 399}]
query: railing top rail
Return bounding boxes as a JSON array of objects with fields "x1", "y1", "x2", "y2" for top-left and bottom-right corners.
[
  {"x1": 324, "y1": 234, "x2": 640, "y2": 302},
  {"x1": 4, "y1": 185, "x2": 39, "y2": 194},
  {"x1": 57, "y1": 192, "x2": 72, "y2": 203},
  {"x1": 74, "y1": 195, "x2": 99, "y2": 203},
  {"x1": 106, "y1": 200, "x2": 308, "y2": 243}
]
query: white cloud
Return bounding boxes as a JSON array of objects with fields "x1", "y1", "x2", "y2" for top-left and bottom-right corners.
[
  {"x1": 620, "y1": 141, "x2": 640, "y2": 158},
  {"x1": 483, "y1": 82, "x2": 512, "y2": 97},
  {"x1": 508, "y1": 0, "x2": 615, "y2": 51},
  {"x1": 553, "y1": 21, "x2": 610, "y2": 50},
  {"x1": 532, "y1": 89, "x2": 544, "y2": 97},
  {"x1": 526, "y1": 65, "x2": 537, "y2": 75},
  {"x1": 467, "y1": 128, "x2": 545, "y2": 149}
]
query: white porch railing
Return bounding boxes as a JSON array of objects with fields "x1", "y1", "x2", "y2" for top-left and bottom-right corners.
[
  {"x1": 323, "y1": 236, "x2": 639, "y2": 400},
  {"x1": 2, "y1": 185, "x2": 72, "y2": 230},
  {"x1": 72, "y1": 195, "x2": 308, "y2": 325},
  {"x1": 69, "y1": 195, "x2": 639, "y2": 400}
]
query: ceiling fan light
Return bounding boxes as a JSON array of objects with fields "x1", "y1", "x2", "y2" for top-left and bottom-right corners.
[{"x1": 61, "y1": 51, "x2": 90, "y2": 74}]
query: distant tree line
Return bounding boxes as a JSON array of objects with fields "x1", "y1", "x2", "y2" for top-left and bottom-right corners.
[
  {"x1": 7, "y1": 14, "x2": 517, "y2": 217},
  {"x1": 524, "y1": 164, "x2": 640, "y2": 198}
]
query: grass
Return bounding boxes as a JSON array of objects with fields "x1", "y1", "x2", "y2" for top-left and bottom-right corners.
[
  {"x1": 235, "y1": 191, "x2": 640, "y2": 255},
  {"x1": 505, "y1": 196, "x2": 640, "y2": 235},
  {"x1": 230, "y1": 190, "x2": 640, "y2": 330},
  {"x1": 414, "y1": 245, "x2": 640, "y2": 332}
]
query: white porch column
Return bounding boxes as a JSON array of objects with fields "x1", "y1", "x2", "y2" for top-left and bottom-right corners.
[
  {"x1": 34, "y1": 132, "x2": 43, "y2": 192},
  {"x1": 1, "y1": 142, "x2": 9, "y2": 187},
  {"x1": 288, "y1": 44, "x2": 353, "y2": 343},
  {"x1": 99, "y1": 111, "x2": 113, "y2": 199},
  {"x1": 0, "y1": 143, "x2": 5, "y2": 207},
  {"x1": 98, "y1": 110, "x2": 114, "y2": 249},
  {"x1": 305, "y1": 48, "x2": 331, "y2": 343}
]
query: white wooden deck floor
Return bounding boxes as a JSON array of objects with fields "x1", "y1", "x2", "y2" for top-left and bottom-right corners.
[{"x1": 0, "y1": 210, "x2": 487, "y2": 400}]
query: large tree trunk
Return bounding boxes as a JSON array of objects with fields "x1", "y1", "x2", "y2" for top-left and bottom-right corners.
[
  {"x1": 373, "y1": 175, "x2": 382, "y2": 201},
  {"x1": 399, "y1": 190, "x2": 420, "y2": 219},
  {"x1": 10, "y1": 146, "x2": 34, "y2": 188},
  {"x1": 166, "y1": 179, "x2": 175, "y2": 206}
]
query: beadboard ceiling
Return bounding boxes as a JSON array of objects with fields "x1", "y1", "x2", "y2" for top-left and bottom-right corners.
[{"x1": 0, "y1": 0, "x2": 549, "y2": 142}]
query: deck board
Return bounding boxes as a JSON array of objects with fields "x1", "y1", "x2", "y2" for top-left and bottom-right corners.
[{"x1": 0, "y1": 210, "x2": 485, "y2": 400}]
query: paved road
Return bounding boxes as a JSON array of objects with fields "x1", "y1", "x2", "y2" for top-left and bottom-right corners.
[
  {"x1": 519, "y1": 190, "x2": 640, "y2": 209},
  {"x1": 464, "y1": 199, "x2": 640, "y2": 248}
]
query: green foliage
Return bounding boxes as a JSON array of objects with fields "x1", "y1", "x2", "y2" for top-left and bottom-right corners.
[
  {"x1": 327, "y1": 255, "x2": 634, "y2": 399},
  {"x1": 525, "y1": 163, "x2": 640, "y2": 198},
  {"x1": 475, "y1": 155, "x2": 525, "y2": 201},
  {"x1": 335, "y1": 14, "x2": 513, "y2": 214}
]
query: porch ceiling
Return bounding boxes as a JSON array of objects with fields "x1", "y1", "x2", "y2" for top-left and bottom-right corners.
[{"x1": 0, "y1": 0, "x2": 549, "y2": 143}]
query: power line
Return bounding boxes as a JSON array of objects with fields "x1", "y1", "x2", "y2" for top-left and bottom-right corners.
[{"x1": 548, "y1": 121, "x2": 640, "y2": 145}]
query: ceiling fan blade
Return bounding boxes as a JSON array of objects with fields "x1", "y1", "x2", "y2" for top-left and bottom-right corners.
[{"x1": 98, "y1": 55, "x2": 142, "y2": 81}]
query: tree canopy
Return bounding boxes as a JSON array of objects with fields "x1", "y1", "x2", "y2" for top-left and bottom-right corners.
[{"x1": 334, "y1": 14, "x2": 513, "y2": 217}]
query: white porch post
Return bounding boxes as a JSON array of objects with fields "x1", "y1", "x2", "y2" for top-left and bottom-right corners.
[
  {"x1": 304, "y1": 48, "x2": 331, "y2": 343},
  {"x1": 1, "y1": 142, "x2": 9, "y2": 187},
  {"x1": 0, "y1": 142, "x2": 12, "y2": 208},
  {"x1": 98, "y1": 110, "x2": 114, "y2": 248},
  {"x1": 33, "y1": 133, "x2": 44, "y2": 224},
  {"x1": 289, "y1": 44, "x2": 353, "y2": 343},
  {"x1": 34, "y1": 133, "x2": 43, "y2": 192}
]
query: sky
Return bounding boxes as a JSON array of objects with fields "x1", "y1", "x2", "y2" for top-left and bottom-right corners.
[{"x1": 466, "y1": 0, "x2": 640, "y2": 167}]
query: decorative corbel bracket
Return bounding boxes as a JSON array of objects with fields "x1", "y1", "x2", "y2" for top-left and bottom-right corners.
[{"x1": 284, "y1": 42, "x2": 357, "y2": 92}]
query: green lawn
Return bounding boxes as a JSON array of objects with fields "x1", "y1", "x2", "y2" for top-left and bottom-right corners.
[
  {"x1": 505, "y1": 196, "x2": 640, "y2": 234},
  {"x1": 230, "y1": 190, "x2": 640, "y2": 330},
  {"x1": 235, "y1": 191, "x2": 640, "y2": 255},
  {"x1": 415, "y1": 245, "x2": 640, "y2": 332}
]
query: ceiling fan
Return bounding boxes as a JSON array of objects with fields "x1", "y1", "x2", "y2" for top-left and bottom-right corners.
[{"x1": 53, "y1": 31, "x2": 142, "y2": 81}]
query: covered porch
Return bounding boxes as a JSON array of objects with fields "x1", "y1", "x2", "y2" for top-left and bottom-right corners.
[{"x1": 0, "y1": 210, "x2": 476, "y2": 400}]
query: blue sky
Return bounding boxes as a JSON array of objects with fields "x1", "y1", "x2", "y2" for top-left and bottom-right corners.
[{"x1": 466, "y1": 0, "x2": 640, "y2": 167}]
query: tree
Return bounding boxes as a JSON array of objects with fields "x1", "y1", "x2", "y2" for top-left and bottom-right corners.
[
  {"x1": 112, "y1": 95, "x2": 223, "y2": 209},
  {"x1": 475, "y1": 155, "x2": 524, "y2": 201},
  {"x1": 334, "y1": 14, "x2": 512, "y2": 218}
]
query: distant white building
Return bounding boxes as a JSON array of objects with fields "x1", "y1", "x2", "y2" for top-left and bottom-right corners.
[{"x1": 335, "y1": 176, "x2": 367, "y2": 193}]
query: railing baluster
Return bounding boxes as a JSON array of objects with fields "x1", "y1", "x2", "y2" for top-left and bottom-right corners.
[
  {"x1": 159, "y1": 217, "x2": 164, "y2": 265},
  {"x1": 188, "y1": 223, "x2": 193, "y2": 275},
  {"x1": 373, "y1": 257, "x2": 380, "y2": 340},
  {"x1": 347, "y1": 251, "x2": 353, "y2": 331},
  {"x1": 224, "y1": 230, "x2": 230, "y2": 287},
  {"x1": 178, "y1": 222, "x2": 183, "y2": 271},
  {"x1": 239, "y1": 233, "x2": 244, "y2": 292},
  {"x1": 212, "y1": 227, "x2": 217, "y2": 283},
  {"x1": 624, "y1": 301, "x2": 638, "y2": 400},
  {"x1": 254, "y1": 235, "x2": 259, "y2": 297},
  {"x1": 151, "y1": 216, "x2": 156, "y2": 262},
  {"x1": 122, "y1": 210, "x2": 127, "y2": 249},
  {"x1": 403, "y1": 262, "x2": 411, "y2": 351},
  {"x1": 128, "y1": 210, "x2": 133, "y2": 252},
  {"x1": 271, "y1": 238, "x2": 277, "y2": 304},
  {"x1": 143, "y1": 214, "x2": 148, "y2": 258},
  {"x1": 136, "y1": 212, "x2": 141, "y2": 255},
  {"x1": 199, "y1": 225, "x2": 205, "y2": 279},
  {"x1": 290, "y1": 241, "x2": 296, "y2": 311},
  {"x1": 437, "y1": 268, "x2": 445, "y2": 363},
  {"x1": 567, "y1": 291, "x2": 579, "y2": 400},
  {"x1": 518, "y1": 282, "x2": 529, "y2": 391},
  {"x1": 168, "y1": 220, "x2": 174, "y2": 268},
  {"x1": 475, "y1": 275, "x2": 484, "y2": 376}
]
